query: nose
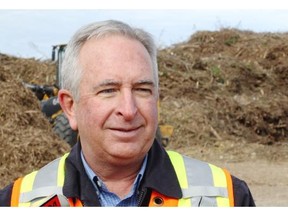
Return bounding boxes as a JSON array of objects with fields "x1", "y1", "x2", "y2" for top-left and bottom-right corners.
[{"x1": 116, "y1": 90, "x2": 137, "y2": 121}]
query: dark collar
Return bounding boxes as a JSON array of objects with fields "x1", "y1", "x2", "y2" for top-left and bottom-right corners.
[
  {"x1": 140, "y1": 140, "x2": 182, "y2": 199},
  {"x1": 63, "y1": 139, "x2": 182, "y2": 206}
]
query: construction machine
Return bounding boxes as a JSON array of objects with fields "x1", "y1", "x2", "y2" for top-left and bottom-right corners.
[
  {"x1": 23, "y1": 44, "x2": 77, "y2": 147},
  {"x1": 24, "y1": 44, "x2": 173, "y2": 147}
]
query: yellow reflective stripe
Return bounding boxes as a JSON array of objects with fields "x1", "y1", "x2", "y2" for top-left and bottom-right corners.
[
  {"x1": 167, "y1": 151, "x2": 187, "y2": 188},
  {"x1": 167, "y1": 151, "x2": 191, "y2": 206},
  {"x1": 208, "y1": 164, "x2": 229, "y2": 207},
  {"x1": 20, "y1": 171, "x2": 37, "y2": 193},
  {"x1": 18, "y1": 170, "x2": 37, "y2": 206},
  {"x1": 178, "y1": 194, "x2": 191, "y2": 206},
  {"x1": 57, "y1": 153, "x2": 69, "y2": 187}
]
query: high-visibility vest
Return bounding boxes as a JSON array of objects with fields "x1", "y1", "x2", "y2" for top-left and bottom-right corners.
[
  {"x1": 149, "y1": 151, "x2": 234, "y2": 207},
  {"x1": 11, "y1": 151, "x2": 234, "y2": 207}
]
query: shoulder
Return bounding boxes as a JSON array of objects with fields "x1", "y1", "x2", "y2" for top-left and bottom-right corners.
[
  {"x1": 0, "y1": 182, "x2": 13, "y2": 206},
  {"x1": 167, "y1": 151, "x2": 256, "y2": 206},
  {"x1": 231, "y1": 175, "x2": 256, "y2": 206}
]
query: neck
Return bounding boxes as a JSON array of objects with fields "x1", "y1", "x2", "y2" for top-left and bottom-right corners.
[{"x1": 83, "y1": 151, "x2": 145, "y2": 199}]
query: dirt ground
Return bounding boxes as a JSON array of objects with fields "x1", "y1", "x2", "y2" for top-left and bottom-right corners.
[{"x1": 0, "y1": 28, "x2": 288, "y2": 206}]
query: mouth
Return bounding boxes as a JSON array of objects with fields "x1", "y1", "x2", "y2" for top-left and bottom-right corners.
[
  {"x1": 109, "y1": 126, "x2": 142, "y2": 138},
  {"x1": 111, "y1": 126, "x2": 141, "y2": 132}
]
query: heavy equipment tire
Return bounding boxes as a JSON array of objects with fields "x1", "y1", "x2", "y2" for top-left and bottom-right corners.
[{"x1": 53, "y1": 113, "x2": 78, "y2": 147}]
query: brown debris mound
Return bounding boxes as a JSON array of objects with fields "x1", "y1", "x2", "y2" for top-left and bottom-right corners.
[
  {"x1": 0, "y1": 54, "x2": 70, "y2": 188},
  {"x1": 158, "y1": 28, "x2": 288, "y2": 161},
  {"x1": 1, "y1": 28, "x2": 288, "y2": 189}
]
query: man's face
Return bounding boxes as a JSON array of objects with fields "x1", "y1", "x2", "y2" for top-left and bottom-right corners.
[{"x1": 74, "y1": 35, "x2": 158, "y2": 164}]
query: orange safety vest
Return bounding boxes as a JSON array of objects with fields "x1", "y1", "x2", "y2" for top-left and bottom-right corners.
[{"x1": 11, "y1": 151, "x2": 234, "y2": 207}]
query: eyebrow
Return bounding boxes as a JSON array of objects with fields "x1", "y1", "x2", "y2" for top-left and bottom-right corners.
[
  {"x1": 93, "y1": 79, "x2": 155, "y2": 90},
  {"x1": 135, "y1": 79, "x2": 155, "y2": 87}
]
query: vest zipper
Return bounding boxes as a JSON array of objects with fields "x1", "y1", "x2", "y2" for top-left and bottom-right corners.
[{"x1": 137, "y1": 189, "x2": 147, "y2": 206}]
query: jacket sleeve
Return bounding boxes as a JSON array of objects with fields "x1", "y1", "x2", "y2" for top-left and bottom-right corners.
[
  {"x1": 232, "y1": 175, "x2": 256, "y2": 206},
  {"x1": 0, "y1": 183, "x2": 13, "y2": 206}
]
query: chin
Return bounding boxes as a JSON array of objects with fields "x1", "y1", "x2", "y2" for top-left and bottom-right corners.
[{"x1": 110, "y1": 143, "x2": 148, "y2": 158}]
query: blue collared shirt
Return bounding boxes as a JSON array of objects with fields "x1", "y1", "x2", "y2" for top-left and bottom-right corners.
[{"x1": 81, "y1": 151, "x2": 147, "y2": 206}]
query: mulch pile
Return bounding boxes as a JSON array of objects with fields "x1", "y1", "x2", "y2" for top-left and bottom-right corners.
[
  {"x1": 0, "y1": 54, "x2": 70, "y2": 188},
  {"x1": 158, "y1": 29, "x2": 288, "y2": 161},
  {"x1": 1, "y1": 28, "x2": 288, "y2": 188}
]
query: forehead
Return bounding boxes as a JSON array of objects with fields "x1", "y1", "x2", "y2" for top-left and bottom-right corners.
[
  {"x1": 79, "y1": 35, "x2": 154, "y2": 81},
  {"x1": 80, "y1": 35, "x2": 149, "y2": 58}
]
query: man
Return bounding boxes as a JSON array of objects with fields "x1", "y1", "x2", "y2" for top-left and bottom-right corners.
[{"x1": 0, "y1": 20, "x2": 255, "y2": 207}]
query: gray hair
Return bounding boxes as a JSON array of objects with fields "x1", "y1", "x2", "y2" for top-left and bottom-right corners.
[{"x1": 60, "y1": 20, "x2": 159, "y2": 100}]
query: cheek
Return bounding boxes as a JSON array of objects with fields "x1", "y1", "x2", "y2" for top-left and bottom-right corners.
[
  {"x1": 140, "y1": 100, "x2": 158, "y2": 122},
  {"x1": 77, "y1": 100, "x2": 111, "y2": 127}
]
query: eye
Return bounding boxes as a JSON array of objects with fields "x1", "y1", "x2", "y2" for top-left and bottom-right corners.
[
  {"x1": 134, "y1": 87, "x2": 153, "y2": 96},
  {"x1": 136, "y1": 88, "x2": 152, "y2": 93},
  {"x1": 98, "y1": 88, "x2": 117, "y2": 94},
  {"x1": 134, "y1": 80, "x2": 155, "y2": 96}
]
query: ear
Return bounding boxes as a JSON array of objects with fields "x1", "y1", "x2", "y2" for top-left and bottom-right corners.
[{"x1": 58, "y1": 89, "x2": 78, "y2": 131}]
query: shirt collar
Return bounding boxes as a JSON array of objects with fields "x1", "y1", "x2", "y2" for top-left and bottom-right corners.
[{"x1": 81, "y1": 150, "x2": 147, "y2": 192}]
